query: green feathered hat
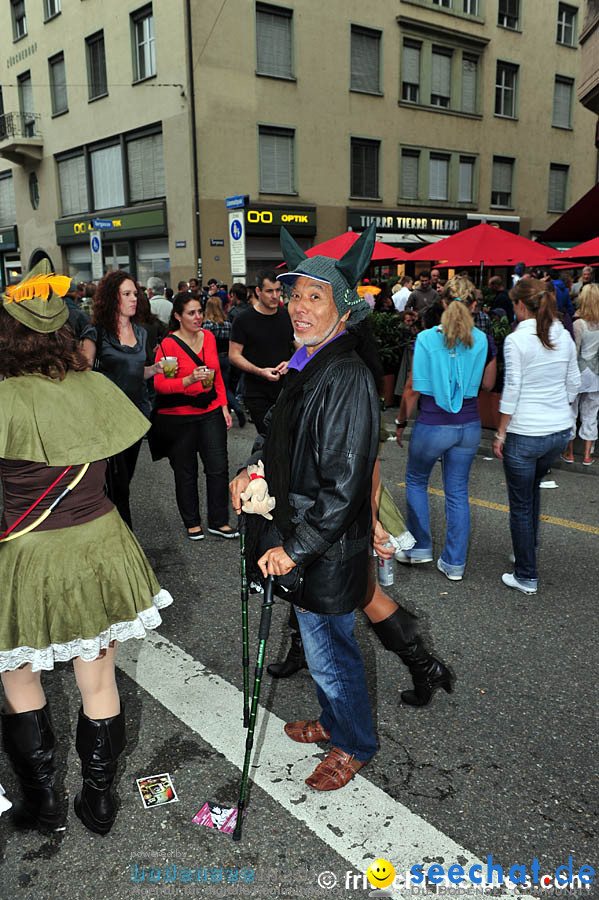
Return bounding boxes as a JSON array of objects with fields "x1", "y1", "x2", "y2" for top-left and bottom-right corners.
[
  {"x1": 278, "y1": 223, "x2": 376, "y2": 324},
  {"x1": 2, "y1": 259, "x2": 71, "y2": 333}
]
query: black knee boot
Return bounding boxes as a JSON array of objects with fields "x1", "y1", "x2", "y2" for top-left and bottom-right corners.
[
  {"x1": 74, "y1": 706, "x2": 126, "y2": 835},
  {"x1": 1, "y1": 705, "x2": 65, "y2": 831},
  {"x1": 371, "y1": 609, "x2": 455, "y2": 707},
  {"x1": 267, "y1": 630, "x2": 307, "y2": 678}
]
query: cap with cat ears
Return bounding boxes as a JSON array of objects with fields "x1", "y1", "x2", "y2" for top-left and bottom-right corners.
[{"x1": 279, "y1": 223, "x2": 377, "y2": 324}]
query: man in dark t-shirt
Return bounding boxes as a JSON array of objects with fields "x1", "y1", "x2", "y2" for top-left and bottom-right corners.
[{"x1": 229, "y1": 270, "x2": 294, "y2": 435}]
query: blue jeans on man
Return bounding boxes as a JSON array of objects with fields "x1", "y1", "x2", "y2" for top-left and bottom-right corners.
[
  {"x1": 405, "y1": 420, "x2": 481, "y2": 577},
  {"x1": 502, "y1": 429, "x2": 570, "y2": 587},
  {"x1": 294, "y1": 606, "x2": 377, "y2": 762}
]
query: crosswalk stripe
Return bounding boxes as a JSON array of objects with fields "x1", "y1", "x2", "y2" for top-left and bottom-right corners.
[{"x1": 117, "y1": 631, "x2": 535, "y2": 899}]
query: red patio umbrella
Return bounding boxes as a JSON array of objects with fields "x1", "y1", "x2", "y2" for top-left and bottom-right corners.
[
  {"x1": 559, "y1": 236, "x2": 599, "y2": 260},
  {"x1": 407, "y1": 223, "x2": 562, "y2": 267},
  {"x1": 277, "y1": 230, "x2": 408, "y2": 266}
]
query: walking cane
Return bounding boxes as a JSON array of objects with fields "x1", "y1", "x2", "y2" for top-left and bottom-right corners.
[
  {"x1": 232, "y1": 574, "x2": 276, "y2": 842},
  {"x1": 239, "y1": 512, "x2": 250, "y2": 728}
]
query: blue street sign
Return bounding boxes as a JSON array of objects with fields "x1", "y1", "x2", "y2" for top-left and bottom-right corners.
[
  {"x1": 91, "y1": 235, "x2": 100, "y2": 253},
  {"x1": 225, "y1": 195, "x2": 246, "y2": 210},
  {"x1": 230, "y1": 219, "x2": 243, "y2": 241},
  {"x1": 92, "y1": 218, "x2": 114, "y2": 229}
]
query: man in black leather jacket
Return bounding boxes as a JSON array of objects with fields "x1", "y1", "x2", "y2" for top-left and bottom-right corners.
[{"x1": 230, "y1": 226, "x2": 380, "y2": 791}]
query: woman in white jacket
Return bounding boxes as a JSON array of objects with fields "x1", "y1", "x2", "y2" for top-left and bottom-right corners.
[
  {"x1": 493, "y1": 279, "x2": 580, "y2": 595},
  {"x1": 562, "y1": 284, "x2": 599, "y2": 466}
]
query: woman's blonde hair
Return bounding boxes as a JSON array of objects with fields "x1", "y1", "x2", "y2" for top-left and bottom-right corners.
[
  {"x1": 578, "y1": 284, "x2": 599, "y2": 324},
  {"x1": 204, "y1": 296, "x2": 226, "y2": 324},
  {"x1": 440, "y1": 276, "x2": 476, "y2": 349}
]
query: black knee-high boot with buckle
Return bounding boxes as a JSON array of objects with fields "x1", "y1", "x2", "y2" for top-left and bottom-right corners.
[
  {"x1": 370, "y1": 608, "x2": 455, "y2": 707},
  {"x1": 1, "y1": 705, "x2": 65, "y2": 831},
  {"x1": 74, "y1": 705, "x2": 126, "y2": 835}
]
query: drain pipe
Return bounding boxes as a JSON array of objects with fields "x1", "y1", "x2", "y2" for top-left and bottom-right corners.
[{"x1": 185, "y1": 0, "x2": 202, "y2": 282}]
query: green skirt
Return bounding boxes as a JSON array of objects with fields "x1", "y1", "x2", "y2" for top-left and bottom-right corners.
[{"x1": 0, "y1": 508, "x2": 173, "y2": 672}]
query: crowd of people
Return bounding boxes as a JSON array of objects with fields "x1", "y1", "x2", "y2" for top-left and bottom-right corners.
[{"x1": 0, "y1": 241, "x2": 596, "y2": 837}]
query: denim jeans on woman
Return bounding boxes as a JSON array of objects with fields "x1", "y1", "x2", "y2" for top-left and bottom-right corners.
[
  {"x1": 502, "y1": 429, "x2": 570, "y2": 587},
  {"x1": 405, "y1": 420, "x2": 481, "y2": 577}
]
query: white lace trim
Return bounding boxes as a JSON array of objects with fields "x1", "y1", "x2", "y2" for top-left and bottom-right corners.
[
  {"x1": 390, "y1": 530, "x2": 417, "y2": 552},
  {"x1": 0, "y1": 784, "x2": 12, "y2": 816},
  {"x1": 0, "y1": 589, "x2": 173, "y2": 673}
]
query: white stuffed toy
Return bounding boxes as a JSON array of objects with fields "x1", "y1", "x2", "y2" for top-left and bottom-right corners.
[{"x1": 240, "y1": 460, "x2": 276, "y2": 520}]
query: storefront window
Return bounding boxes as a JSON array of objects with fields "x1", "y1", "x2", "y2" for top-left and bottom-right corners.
[{"x1": 136, "y1": 238, "x2": 170, "y2": 287}]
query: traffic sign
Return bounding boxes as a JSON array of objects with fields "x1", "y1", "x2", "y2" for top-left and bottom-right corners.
[
  {"x1": 90, "y1": 230, "x2": 103, "y2": 280},
  {"x1": 92, "y1": 218, "x2": 114, "y2": 230},
  {"x1": 225, "y1": 195, "x2": 248, "y2": 210},
  {"x1": 228, "y1": 211, "x2": 246, "y2": 277}
]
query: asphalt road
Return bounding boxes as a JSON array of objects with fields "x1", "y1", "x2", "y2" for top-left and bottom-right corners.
[{"x1": 0, "y1": 418, "x2": 597, "y2": 900}]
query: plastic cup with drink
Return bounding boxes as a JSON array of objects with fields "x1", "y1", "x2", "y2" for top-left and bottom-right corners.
[
  {"x1": 161, "y1": 357, "x2": 178, "y2": 378},
  {"x1": 199, "y1": 367, "x2": 215, "y2": 389}
]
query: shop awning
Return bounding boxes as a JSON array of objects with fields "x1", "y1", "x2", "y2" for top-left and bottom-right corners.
[
  {"x1": 540, "y1": 184, "x2": 599, "y2": 243},
  {"x1": 406, "y1": 223, "x2": 561, "y2": 267}
]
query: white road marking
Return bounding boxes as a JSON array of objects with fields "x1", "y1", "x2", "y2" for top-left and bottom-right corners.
[{"x1": 117, "y1": 632, "x2": 535, "y2": 899}]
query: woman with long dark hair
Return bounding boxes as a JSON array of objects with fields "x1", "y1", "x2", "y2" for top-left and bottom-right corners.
[
  {"x1": 493, "y1": 279, "x2": 579, "y2": 594},
  {"x1": 81, "y1": 270, "x2": 163, "y2": 527},
  {"x1": 152, "y1": 292, "x2": 238, "y2": 541},
  {"x1": 0, "y1": 270, "x2": 172, "y2": 836}
]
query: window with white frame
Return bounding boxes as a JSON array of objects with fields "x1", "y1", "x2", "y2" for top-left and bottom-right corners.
[
  {"x1": 259, "y1": 126, "x2": 295, "y2": 194},
  {"x1": 91, "y1": 145, "x2": 125, "y2": 209},
  {"x1": 401, "y1": 41, "x2": 421, "y2": 103},
  {"x1": 0, "y1": 174, "x2": 17, "y2": 227},
  {"x1": 351, "y1": 138, "x2": 379, "y2": 198},
  {"x1": 86, "y1": 31, "x2": 107, "y2": 99},
  {"x1": 256, "y1": 3, "x2": 293, "y2": 79},
  {"x1": 350, "y1": 25, "x2": 381, "y2": 94},
  {"x1": 553, "y1": 76, "x2": 574, "y2": 128},
  {"x1": 432, "y1": 0, "x2": 451, "y2": 7},
  {"x1": 400, "y1": 150, "x2": 420, "y2": 200},
  {"x1": 495, "y1": 61, "x2": 518, "y2": 117},
  {"x1": 49, "y1": 53, "x2": 68, "y2": 116},
  {"x1": 458, "y1": 156, "x2": 475, "y2": 202},
  {"x1": 463, "y1": 0, "x2": 479, "y2": 13},
  {"x1": 44, "y1": 0, "x2": 61, "y2": 20},
  {"x1": 58, "y1": 155, "x2": 89, "y2": 216},
  {"x1": 498, "y1": 0, "x2": 519, "y2": 29},
  {"x1": 132, "y1": 5, "x2": 156, "y2": 81},
  {"x1": 557, "y1": 3, "x2": 577, "y2": 46},
  {"x1": 548, "y1": 164, "x2": 569, "y2": 212},
  {"x1": 431, "y1": 47, "x2": 452, "y2": 107},
  {"x1": 461, "y1": 55, "x2": 478, "y2": 113},
  {"x1": 11, "y1": 0, "x2": 26, "y2": 40},
  {"x1": 127, "y1": 132, "x2": 165, "y2": 201},
  {"x1": 491, "y1": 156, "x2": 514, "y2": 207},
  {"x1": 429, "y1": 154, "x2": 449, "y2": 200}
]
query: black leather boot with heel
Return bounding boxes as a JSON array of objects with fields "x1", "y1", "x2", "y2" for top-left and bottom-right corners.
[
  {"x1": 1, "y1": 705, "x2": 65, "y2": 831},
  {"x1": 74, "y1": 706, "x2": 126, "y2": 835},
  {"x1": 371, "y1": 608, "x2": 455, "y2": 707},
  {"x1": 266, "y1": 630, "x2": 307, "y2": 678}
]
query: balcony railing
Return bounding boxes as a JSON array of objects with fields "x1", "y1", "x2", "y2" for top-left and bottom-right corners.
[
  {"x1": 0, "y1": 112, "x2": 43, "y2": 164},
  {"x1": 0, "y1": 111, "x2": 42, "y2": 140}
]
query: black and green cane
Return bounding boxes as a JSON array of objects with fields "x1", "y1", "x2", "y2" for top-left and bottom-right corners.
[
  {"x1": 232, "y1": 574, "x2": 276, "y2": 842},
  {"x1": 239, "y1": 512, "x2": 250, "y2": 728}
]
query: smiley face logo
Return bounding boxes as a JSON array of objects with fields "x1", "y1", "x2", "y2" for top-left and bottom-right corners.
[{"x1": 366, "y1": 858, "x2": 396, "y2": 890}]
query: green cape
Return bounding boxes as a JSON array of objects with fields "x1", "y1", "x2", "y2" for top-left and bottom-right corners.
[{"x1": 0, "y1": 371, "x2": 150, "y2": 465}]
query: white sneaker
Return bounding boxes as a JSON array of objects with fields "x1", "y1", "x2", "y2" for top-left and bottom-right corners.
[
  {"x1": 395, "y1": 550, "x2": 433, "y2": 565},
  {"x1": 501, "y1": 572, "x2": 537, "y2": 595},
  {"x1": 437, "y1": 559, "x2": 463, "y2": 581}
]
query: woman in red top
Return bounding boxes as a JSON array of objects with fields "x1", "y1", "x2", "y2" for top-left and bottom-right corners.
[{"x1": 153, "y1": 292, "x2": 238, "y2": 540}]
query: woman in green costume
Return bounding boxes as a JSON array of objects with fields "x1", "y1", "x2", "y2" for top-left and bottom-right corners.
[{"x1": 0, "y1": 265, "x2": 173, "y2": 836}]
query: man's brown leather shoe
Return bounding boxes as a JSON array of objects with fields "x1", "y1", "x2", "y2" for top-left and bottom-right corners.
[
  {"x1": 284, "y1": 720, "x2": 330, "y2": 743},
  {"x1": 305, "y1": 747, "x2": 368, "y2": 790}
]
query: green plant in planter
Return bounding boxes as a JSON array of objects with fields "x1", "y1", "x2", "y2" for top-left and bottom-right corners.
[{"x1": 368, "y1": 311, "x2": 411, "y2": 375}]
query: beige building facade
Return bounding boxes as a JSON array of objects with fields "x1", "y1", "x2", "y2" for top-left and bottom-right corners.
[
  {"x1": 0, "y1": 0, "x2": 197, "y2": 288},
  {"x1": 193, "y1": 0, "x2": 598, "y2": 283},
  {"x1": 0, "y1": 1, "x2": 596, "y2": 289}
]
